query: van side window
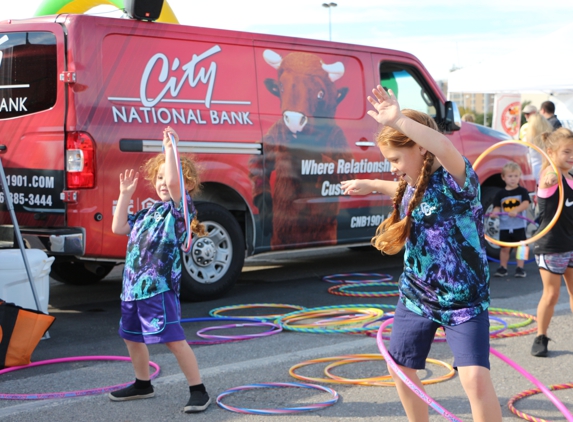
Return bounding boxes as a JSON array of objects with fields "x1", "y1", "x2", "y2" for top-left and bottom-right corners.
[
  {"x1": 0, "y1": 32, "x2": 57, "y2": 119},
  {"x1": 379, "y1": 64, "x2": 436, "y2": 117}
]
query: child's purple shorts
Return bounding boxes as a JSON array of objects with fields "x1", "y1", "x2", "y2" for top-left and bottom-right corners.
[
  {"x1": 388, "y1": 301, "x2": 491, "y2": 370},
  {"x1": 119, "y1": 290, "x2": 186, "y2": 344}
]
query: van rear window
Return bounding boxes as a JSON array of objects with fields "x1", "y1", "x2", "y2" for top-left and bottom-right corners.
[{"x1": 0, "y1": 32, "x2": 57, "y2": 119}]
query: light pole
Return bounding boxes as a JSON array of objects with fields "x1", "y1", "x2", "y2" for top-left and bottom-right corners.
[{"x1": 322, "y1": 2, "x2": 337, "y2": 41}]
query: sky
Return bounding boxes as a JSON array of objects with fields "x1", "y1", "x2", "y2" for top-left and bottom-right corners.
[{"x1": 1, "y1": 0, "x2": 573, "y2": 81}]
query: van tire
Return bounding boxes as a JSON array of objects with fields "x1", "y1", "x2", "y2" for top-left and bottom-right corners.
[
  {"x1": 180, "y1": 203, "x2": 245, "y2": 301},
  {"x1": 49, "y1": 259, "x2": 115, "y2": 285},
  {"x1": 480, "y1": 186, "x2": 502, "y2": 259}
]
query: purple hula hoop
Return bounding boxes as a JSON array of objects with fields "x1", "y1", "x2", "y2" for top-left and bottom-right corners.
[
  {"x1": 376, "y1": 319, "x2": 462, "y2": 421},
  {"x1": 0, "y1": 356, "x2": 160, "y2": 400},
  {"x1": 181, "y1": 316, "x2": 273, "y2": 344},
  {"x1": 196, "y1": 321, "x2": 282, "y2": 340}
]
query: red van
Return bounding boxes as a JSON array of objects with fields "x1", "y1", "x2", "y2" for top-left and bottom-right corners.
[{"x1": 0, "y1": 14, "x2": 534, "y2": 300}]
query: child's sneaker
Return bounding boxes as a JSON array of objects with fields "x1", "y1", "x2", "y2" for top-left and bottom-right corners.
[
  {"x1": 515, "y1": 267, "x2": 527, "y2": 278},
  {"x1": 531, "y1": 334, "x2": 550, "y2": 357},
  {"x1": 184, "y1": 391, "x2": 211, "y2": 413},
  {"x1": 108, "y1": 384, "x2": 155, "y2": 401},
  {"x1": 494, "y1": 267, "x2": 508, "y2": 277}
]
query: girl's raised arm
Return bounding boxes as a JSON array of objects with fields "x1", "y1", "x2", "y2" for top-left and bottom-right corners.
[{"x1": 367, "y1": 86, "x2": 467, "y2": 187}]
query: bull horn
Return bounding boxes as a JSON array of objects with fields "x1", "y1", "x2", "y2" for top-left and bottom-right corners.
[
  {"x1": 263, "y1": 50, "x2": 282, "y2": 69},
  {"x1": 322, "y1": 62, "x2": 345, "y2": 82}
]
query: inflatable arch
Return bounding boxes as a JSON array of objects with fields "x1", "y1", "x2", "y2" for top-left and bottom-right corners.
[{"x1": 34, "y1": 0, "x2": 179, "y2": 24}]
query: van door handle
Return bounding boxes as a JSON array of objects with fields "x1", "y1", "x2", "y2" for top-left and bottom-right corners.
[{"x1": 355, "y1": 141, "x2": 376, "y2": 147}]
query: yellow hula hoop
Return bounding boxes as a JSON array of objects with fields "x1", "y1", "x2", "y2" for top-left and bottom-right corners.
[
  {"x1": 280, "y1": 308, "x2": 383, "y2": 329},
  {"x1": 324, "y1": 356, "x2": 455, "y2": 386},
  {"x1": 288, "y1": 354, "x2": 454, "y2": 387},
  {"x1": 473, "y1": 140, "x2": 564, "y2": 248}
]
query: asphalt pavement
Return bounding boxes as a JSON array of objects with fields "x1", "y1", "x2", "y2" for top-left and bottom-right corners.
[{"x1": 1, "y1": 246, "x2": 572, "y2": 422}]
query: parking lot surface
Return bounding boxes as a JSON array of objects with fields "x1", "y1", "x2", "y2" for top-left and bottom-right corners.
[{"x1": 1, "y1": 246, "x2": 572, "y2": 421}]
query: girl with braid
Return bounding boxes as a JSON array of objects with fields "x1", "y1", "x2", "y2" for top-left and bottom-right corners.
[{"x1": 341, "y1": 86, "x2": 502, "y2": 422}]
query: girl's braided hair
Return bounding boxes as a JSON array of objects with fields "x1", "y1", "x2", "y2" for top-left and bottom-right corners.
[{"x1": 372, "y1": 109, "x2": 437, "y2": 254}]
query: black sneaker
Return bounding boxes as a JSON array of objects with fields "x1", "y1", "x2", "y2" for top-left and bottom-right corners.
[
  {"x1": 515, "y1": 267, "x2": 527, "y2": 278},
  {"x1": 184, "y1": 391, "x2": 211, "y2": 413},
  {"x1": 531, "y1": 334, "x2": 550, "y2": 357},
  {"x1": 494, "y1": 267, "x2": 508, "y2": 277},
  {"x1": 108, "y1": 384, "x2": 155, "y2": 401}
]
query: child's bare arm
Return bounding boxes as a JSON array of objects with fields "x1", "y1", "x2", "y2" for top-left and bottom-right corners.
[
  {"x1": 341, "y1": 179, "x2": 399, "y2": 197},
  {"x1": 163, "y1": 126, "x2": 182, "y2": 204},
  {"x1": 112, "y1": 169, "x2": 139, "y2": 235},
  {"x1": 367, "y1": 85, "x2": 466, "y2": 186}
]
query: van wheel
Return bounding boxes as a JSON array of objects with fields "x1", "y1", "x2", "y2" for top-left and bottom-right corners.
[
  {"x1": 49, "y1": 259, "x2": 115, "y2": 285},
  {"x1": 180, "y1": 203, "x2": 244, "y2": 301},
  {"x1": 481, "y1": 186, "x2": 502, "y2": 259}
]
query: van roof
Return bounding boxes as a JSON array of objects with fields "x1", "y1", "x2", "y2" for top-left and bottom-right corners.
[{"x1": 4, "y1": 13, "x2": 420, "y2": 62}]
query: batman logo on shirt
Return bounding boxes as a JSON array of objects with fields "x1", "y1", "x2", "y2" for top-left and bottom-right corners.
[{"x1": 502, "y1": 198, "x2": 520, "y2": 211}]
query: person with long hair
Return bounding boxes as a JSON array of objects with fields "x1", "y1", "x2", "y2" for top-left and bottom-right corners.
[
  {"x1": 341, "y1": 86, "x2": 502, "y2": 421},
  {"x1": 525, "y1": 113, "x2": 554, "y2": 184},
  {"x1": 109, "y1": 126, "x2": 210, "y2": 413},
  {"x1": 531, "y1": 128, "x2": 573, "y2": 357}
]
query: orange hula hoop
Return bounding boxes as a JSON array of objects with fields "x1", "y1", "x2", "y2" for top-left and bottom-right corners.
[{"x1": 473, "y1": 140, "x2": 564, "y2": 248}]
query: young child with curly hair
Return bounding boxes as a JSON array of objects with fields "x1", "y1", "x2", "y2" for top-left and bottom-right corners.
[{"x1": 109, "y1": 126, "x2": 210, "y2": 413}]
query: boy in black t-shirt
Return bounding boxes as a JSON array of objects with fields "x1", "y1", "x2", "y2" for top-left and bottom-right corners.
[{"x1": 490, "y1": 162, "x2": 531, "y2": 277}]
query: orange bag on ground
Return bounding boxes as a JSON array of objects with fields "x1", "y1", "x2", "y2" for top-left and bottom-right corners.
[{"x1": 0, "y1": 300, "x2": 55, "y2": 369}]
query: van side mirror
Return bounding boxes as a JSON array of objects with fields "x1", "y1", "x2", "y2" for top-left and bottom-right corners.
[{"x1": 444, "y1": 101, "x2": 461, "y2": 132}]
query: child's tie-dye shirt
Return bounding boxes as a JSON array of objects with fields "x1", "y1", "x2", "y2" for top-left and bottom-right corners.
[
  {"x1": 121, "y1": 195, "x2": 193, "y2": 301},
  {"x1": 399, "y1": 157, "x2": 490, "y2": 326}
]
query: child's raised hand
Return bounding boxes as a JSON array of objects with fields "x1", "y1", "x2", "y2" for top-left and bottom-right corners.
[
  {"x1": 119, "y1": 169, "x2": 139, "y2": 195},
  {"x1": 162, "y1": 126, "x2": 179, "y2": 149},
  {"x1": 367, "y1": 85, "x2": 401, "y2": 126}
]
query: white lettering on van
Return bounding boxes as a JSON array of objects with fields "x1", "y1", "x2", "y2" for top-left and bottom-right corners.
[
  {"x1": 140, "y1": 46, "x2": 221, "y2": 108},
  {"x1": 0, "y1": 97, "x2": 27, "y2": 112},
  {"x1": 301, "y1": 160, "x2": 335, "y2": 175}
]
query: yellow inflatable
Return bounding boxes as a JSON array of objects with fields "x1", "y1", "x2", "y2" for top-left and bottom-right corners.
[{"x1": 34, "y1": 0, "x2": 179, "y2": 24}]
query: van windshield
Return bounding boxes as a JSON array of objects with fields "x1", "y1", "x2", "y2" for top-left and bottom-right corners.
[{"x1": 0, "y1": 31, "x2": 57, "y2": 119}]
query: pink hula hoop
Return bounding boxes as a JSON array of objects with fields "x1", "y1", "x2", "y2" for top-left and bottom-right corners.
[
  {"x1": 490, "y1": 348, "x2": 573, "y2": 422},
  {"x1": 376, "y1": 318, "x2": 462, "y2": 421},
  {"x1": 0, "y1": 356, "x2": 161, "y2": 400}
]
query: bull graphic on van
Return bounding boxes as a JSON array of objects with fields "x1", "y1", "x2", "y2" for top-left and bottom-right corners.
[{"x1": 250, "y1": 50, "x2": 354, "y2": 249}]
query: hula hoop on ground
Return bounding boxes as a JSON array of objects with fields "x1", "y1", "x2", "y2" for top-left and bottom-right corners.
[
  {"x1": 377, "y1": 318, "x2": 463, "y2": 421},
  {"x1": 491, "y1": 348, "x2": 573, "y2": 422},
  {"x1": 328, "y1": 282, "x2": 400, "y2": 298},
  {"x1": 0, "y1": 356, "x2": 160, "y2": 400},
  {"x1": 196, "y1": 321, "x2": 282, "y2": 340},
  {"x1": 508, "y1": 383, "x2": 573, "y2": 422},
  {"x1": 324, "y1": 356, "x2": 455, "y2": 386},
  {"x1": 209, "y1": 303, "x2": 306, "y2": 321},
  {"x1": 216, "y1": 382, "x2": 339, "y2": 414},
  {"x1": 288, "y1": 354, "x2": 454, "y2": 386},
  {"x1": 278, "y1": 305, "x2": 393, "y2": 334},
  {"x1": 322, "y1": 272, "x2": 395, "y2": 284},
  {"x1": 487, "y1": 308, "x2": 537, "y2": 339},
  {"x1": 473, "y1": 140, "x2": 564, "y2": 248},
  {"x1": 181, "y1": 316, "x2": 272, "y2": 344}
]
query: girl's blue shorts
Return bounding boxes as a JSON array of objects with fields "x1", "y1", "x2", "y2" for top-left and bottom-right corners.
[
  {"x1": 119, "y1": 290, "x2": 186, "y2": 344},
  {"x1": 388, "y1": 301, "x2": 491, "y2": 370}
]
